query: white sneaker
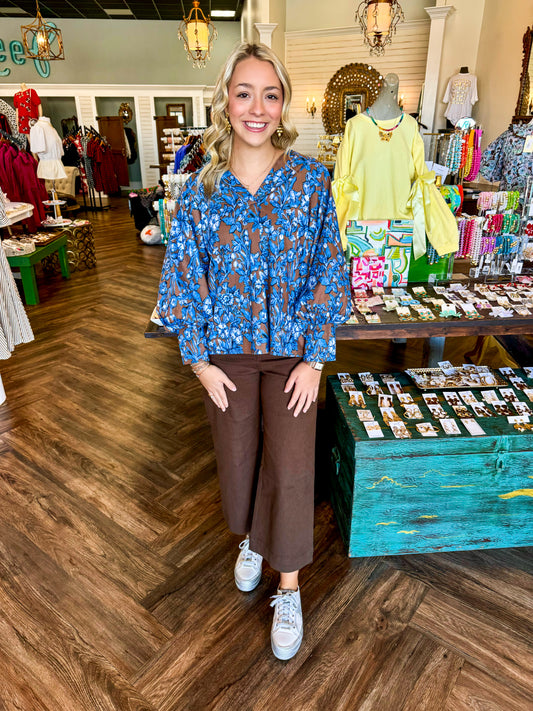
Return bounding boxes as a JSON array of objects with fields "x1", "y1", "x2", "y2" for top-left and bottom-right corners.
[
  {"x1": 270, "y1": 587, "x2": 303, "y2": 660},
  {"x1": 234, "y1": 537, "x2": 263, "y2": 592}
]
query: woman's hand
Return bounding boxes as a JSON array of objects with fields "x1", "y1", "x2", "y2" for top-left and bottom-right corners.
[
  {"x1": 284, "y1": 362, "x2": 321, "y2": 417},
  {"x1": 198, "y1": 365, "x2": 237, "y2": 412}
]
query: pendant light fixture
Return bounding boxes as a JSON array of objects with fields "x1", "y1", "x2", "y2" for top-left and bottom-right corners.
[
  {"x1": 21, "y1": 0, "x2": 65, "y2": 60},
  {"x1": 178, "y1": 1, "x2": 218, "y2": 69},
  {"x1": 356, "y1": 0, "x2": 404, "y2": 56}
]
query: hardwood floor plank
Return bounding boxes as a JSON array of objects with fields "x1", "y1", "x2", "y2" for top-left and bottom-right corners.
[
  {"x1": 0, "y1": 644, "x2": 61, "y2": 711},
  {"x1": 0, "y1": 520, "x2": 171, "y2": 678},
  {"x1": 400, "y1": 639, "x2": 464, "y2": 711},
  {"x1": 23, "y1": 397, "x2": 181, "y2": 491},
  {"x1": 410, "y1": 589, "x2": 533, "y2": 698},
  {"x1": 5, "y1": 422, "x2": 178, "y2": 543},
  {"x1": 352, "y1": 626, "x2": 463, "y2": 711},
  {"x1": 0, "y1": 575, "x2": 156, "y2": 711},
  {"x1": 445, "y1": 662, "x2": 533, "y2": 711},
  {"x1": 0, "y1": 453, "x2": 175, "y2": 601},
  {"x1": 386, "y1": 548, "x2": 533, "y2": 642}
]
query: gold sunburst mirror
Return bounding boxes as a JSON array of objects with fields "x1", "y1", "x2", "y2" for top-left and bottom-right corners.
[{"x1": 322, "y1": 62, "x2": 382, "y2": 134}]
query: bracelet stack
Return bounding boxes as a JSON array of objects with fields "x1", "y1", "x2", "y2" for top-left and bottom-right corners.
[{"x1": 191, "y1": 361, "x2": 211, "y2": 378}]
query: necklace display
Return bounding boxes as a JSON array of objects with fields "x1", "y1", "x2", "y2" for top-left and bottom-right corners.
[{"x1": 366, "y1": 110, "x2": 405, "y2": 142}]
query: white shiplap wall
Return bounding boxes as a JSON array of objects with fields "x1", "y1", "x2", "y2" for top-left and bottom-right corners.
[
  {"x1": 135, "y1": 95, "x2": 159, "y2": 187},
  {"x1": 286, "y1": 20, "x2": 431, "y2": 157},
  {"x1": 75, "y1": 95, "x2": 97, "y2": 131}
]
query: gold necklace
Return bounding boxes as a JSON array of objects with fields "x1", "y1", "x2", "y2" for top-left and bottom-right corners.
[
  {"x1": 367, "y1": 111, "x2": 405, "y2": 142},
  {"x1": 231, "y1": 152, "x2": 279, "y2": 192}
]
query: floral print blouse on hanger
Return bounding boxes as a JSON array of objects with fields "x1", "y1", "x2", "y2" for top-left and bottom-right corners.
[
  {"x1": 479, "y1": 123, "x2": 533, "y2": 191},
  {"x1": 157, "y1": 151, "x2": 351, "y2": 365}
]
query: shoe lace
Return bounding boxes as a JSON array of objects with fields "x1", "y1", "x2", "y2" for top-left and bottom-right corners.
[
  {"x1": 238, "y1": 538, "x2": 260, "y2": 568},
  {"x1": 270, "y1": 591, "x2": 297, "y2": 630}
]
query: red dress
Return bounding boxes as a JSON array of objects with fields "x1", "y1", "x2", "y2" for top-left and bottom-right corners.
[{"x1": 13, "y1": 88, "x2": 41, "y2": 134}]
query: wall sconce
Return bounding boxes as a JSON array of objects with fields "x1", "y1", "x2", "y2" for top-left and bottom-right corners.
[
  {"x1": 306, "y1": 96, "x2": 317, "y2": 118},
  {"x1": 356, "y1": 0, "x2": 404, "y2": 56}
]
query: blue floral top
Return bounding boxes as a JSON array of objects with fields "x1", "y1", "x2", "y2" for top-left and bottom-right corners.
[
  {"x1": 157, "y1": 150, "x2": 351, "y2": 365},
  {"x1": 479, "y1": 123, "x2": 533, "y2": 191}
]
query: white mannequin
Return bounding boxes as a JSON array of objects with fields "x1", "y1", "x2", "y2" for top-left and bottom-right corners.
[{"x1": 367, "y1": 73, "x2": 402, "y2": 120}]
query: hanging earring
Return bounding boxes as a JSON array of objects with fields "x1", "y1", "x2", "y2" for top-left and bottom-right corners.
[
  {"x1": 224, "y1": 114, "x2": 232, "y2": 134},
  {"x1": 276, "y1": 122, "x2": 284, "y2": 138}
]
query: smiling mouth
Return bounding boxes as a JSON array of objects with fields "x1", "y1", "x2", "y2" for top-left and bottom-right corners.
[{"x1": 244, "y1": 121, "x2": 268, "y2": 130}]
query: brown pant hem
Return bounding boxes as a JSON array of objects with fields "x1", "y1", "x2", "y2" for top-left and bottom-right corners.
[{"x1": 249, "y1": 534, "x2": 313, "y2": 574}]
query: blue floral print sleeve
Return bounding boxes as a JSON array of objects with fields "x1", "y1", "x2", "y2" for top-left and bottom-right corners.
[
  {"x1": 157, "y1": 151, "x2": 351, "y2": 365},
  {"x1": 479, "y1": 124, "x2": 533, "y2": 191}
]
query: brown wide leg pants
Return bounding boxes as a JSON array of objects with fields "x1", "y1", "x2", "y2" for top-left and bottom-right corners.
[{"x1": 203, "y1": 354, "x2": 317, "y2": 573}]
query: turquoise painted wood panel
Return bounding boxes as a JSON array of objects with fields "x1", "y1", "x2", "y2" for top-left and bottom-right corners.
[{"x1": 326, "y1": 373, "x2": 533, "y2": 558}]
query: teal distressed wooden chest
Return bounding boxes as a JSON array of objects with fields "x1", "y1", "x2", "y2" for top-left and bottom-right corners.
[{"x1": 325, "y1": 374, "x2": 533, "y2": 557}]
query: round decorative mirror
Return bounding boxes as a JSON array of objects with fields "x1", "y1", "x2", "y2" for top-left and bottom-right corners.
[
  {"x1": 322, "y1": 63, "x2": 383, "y2": 134},
  {"x1": 118, "y1": 102, "x2": 133, "y2": 125}
]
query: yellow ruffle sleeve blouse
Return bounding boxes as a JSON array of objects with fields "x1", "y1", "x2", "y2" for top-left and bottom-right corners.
[{"x1": 332, "y1": 112, "x2": 458, "y2": 259}]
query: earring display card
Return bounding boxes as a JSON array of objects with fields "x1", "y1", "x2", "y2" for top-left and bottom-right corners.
[
  {"x1": 441, "y1": 418, "x2": 462, "y2": 435},
  {"x1": 462, "y1": 419, "x2": 486, "y2": 436},
  {"x1": 364, "y1": 420, "x2": 384, "y2": 438},
  {"x1": 335, "y1": 368, "x2": 533, "y2": 441}
]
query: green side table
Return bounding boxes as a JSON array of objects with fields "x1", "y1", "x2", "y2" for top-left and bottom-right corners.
[{"x1": 6, "y1": 232, "x2": 70, "y2": 305}]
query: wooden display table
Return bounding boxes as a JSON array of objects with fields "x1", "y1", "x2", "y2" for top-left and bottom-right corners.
[
  {"x1": 325, "y1": 372, "x2": 533, "y2": 558},
  {"x1": 145, "y1": 297, "x2": 533, "y2": 367},
  {"x1": 6, "y1": 233, "x2": 70, "y2": 305}
]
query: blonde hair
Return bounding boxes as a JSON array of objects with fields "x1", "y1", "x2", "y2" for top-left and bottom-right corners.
[{"x1": 198, "y1": 42, "x2": 298, "y2": 198}]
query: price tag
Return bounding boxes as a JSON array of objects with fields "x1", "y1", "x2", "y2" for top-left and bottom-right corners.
[{"x1": 523, "y1": 135, "x2": 533, "y2": 153}]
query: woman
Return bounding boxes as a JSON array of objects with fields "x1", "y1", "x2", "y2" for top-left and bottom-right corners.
[{"x1": 157, "y1": 42, "x2": 350, "y2": 661}]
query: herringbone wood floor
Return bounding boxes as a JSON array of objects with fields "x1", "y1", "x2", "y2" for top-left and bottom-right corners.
[{"x1": 0, "y1": 198, "x2": 531, "y2": 710}]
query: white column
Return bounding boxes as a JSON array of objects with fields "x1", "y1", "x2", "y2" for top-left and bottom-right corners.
[
  {"x1": 254, "y1": 23, "x2": 277, "y2": 48},
  {"x1": 420, "y1": 5, "x2": 455, "y2": 153}
]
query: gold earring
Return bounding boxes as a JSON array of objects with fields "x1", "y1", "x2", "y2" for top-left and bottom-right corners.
[
  {"x1": 276, "y1": 122, "x2": 284, "y2": 138},
  {"x1": 224, "y1": 115, "x2": 232, "y2": 133}
]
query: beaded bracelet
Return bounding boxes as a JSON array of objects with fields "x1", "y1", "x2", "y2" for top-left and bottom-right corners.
[
  {"x1": 506, "y1": 190, "x2": 520, "y2": 211},
  {"x1": 191, "y1": 361, "x2": 211, "y2": 377},
  {"x1": 477, "y1": 192, "x2": 493, "y2": 211},
  {"x1": 426, "y1": 243, "x2": 440, "y2": 265},
  {"x1": 455, "y1": 218, "x2": 468, "y2": 258},
  {"x1": 445, "y1": 133, "x2": 463, "y2": 173},
  {"x1": 465, "y1": 129, "x2": 483, "y2": 182}
]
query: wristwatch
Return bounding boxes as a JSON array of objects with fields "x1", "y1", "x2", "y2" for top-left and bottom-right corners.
[{"x1": 307, "y1": 361, "x2": 324, "y2": 372}]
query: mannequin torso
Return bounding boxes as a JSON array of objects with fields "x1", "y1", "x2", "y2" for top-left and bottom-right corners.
[{"x1": 366, "y1": 73, "x2": 402, "y2": 121}]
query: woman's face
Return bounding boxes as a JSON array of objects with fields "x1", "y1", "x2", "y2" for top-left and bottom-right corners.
[{"x1": 227, "y1": 56, "x2": 283, "y2": 153}]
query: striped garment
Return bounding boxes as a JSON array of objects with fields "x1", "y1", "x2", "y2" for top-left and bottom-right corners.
[{"x1": 0, "y1": 243, "x2": 34, "y2": 359}]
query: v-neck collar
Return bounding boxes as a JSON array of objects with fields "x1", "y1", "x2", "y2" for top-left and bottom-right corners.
[{"x1": 225, "y1": 151, "x2": 291, "y2": 201}]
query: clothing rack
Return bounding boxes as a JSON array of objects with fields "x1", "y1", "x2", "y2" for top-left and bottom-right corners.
[
  {"x1": 0, "y1": 128, "x2": 26, "y2": 150},
  {"x1": 64, "y1": 125, "x2": 111, "y2": 212}
]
